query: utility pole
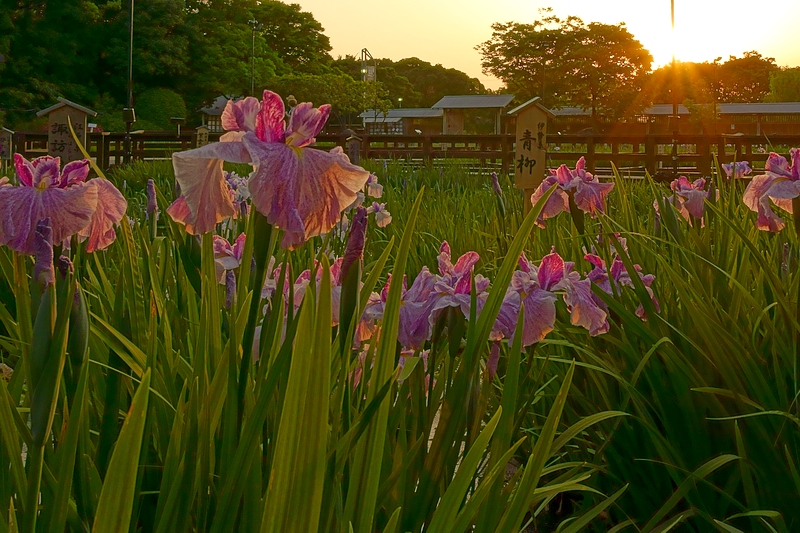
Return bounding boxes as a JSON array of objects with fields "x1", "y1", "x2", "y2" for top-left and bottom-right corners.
[
  {"x1": 249, "y1": 20, "x2": 263, "y2": 96},
  {"x1": 671, "y1": 0, "x2": 679, "y2": 177},
  {"x1": 123, "y1": 0, "x2": 135, "y2": 164}
]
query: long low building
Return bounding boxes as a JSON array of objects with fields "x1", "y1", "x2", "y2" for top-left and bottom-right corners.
[
  {"x1": 358, "y1": 108, "x2": 443, "y2": 136},
  {"x1": 550, "y1": 102, "x2": 800, "y2": 136}
]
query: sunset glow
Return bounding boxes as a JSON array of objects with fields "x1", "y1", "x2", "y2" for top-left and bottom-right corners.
[{"x1": 294, "y1": 0, "x2": 800, "y2": 89}]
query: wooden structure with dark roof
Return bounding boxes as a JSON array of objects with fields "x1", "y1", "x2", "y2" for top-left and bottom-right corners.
[
  {"x1": 432, "y1": 94, "x2": 516, "y2": 134},
  {"x1": 199, "y1": 95, "x2": 239, "y2": 133},
  {"x1": 359, "y1": 108, "x2": 443, "y2": 135},
  {"x1": 551, "y1": 102, "x2": 800, "y2": 135}
]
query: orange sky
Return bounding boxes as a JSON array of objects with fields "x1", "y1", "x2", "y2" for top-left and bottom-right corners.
[{"x1": 293, "y1": 0, "x2": 800, "y2": 90}]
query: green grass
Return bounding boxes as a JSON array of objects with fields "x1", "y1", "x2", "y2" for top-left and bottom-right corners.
[{"x1": 5, "y1": 155, "x2": 798, "y2": 532}]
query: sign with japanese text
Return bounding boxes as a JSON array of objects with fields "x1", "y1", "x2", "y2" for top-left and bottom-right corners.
[
  {"x1": 514, "y1": 107, "x2": 548, "y2": 191},
  {"x1": 47, "y1": 107, "x2": 87, "y2": 163},
  {"x1": 0, "y1": 129, "x2": 12, "y2": 160},
  {"x1": 195, "y1": 126, "x2": 210, "y2": 147}
]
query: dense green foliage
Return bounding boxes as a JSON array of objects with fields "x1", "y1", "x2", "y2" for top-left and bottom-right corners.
[
  {"x1": 477, "y1": 11, "x2": 653, "y2": 117},
  {"x1": 0, "y1": 0, "x2": 489, "y2": 131}
]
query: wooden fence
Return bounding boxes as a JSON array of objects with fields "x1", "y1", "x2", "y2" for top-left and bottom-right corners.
[{"x1": 10, "y1": 131, "x2": 800, "y2": 177}]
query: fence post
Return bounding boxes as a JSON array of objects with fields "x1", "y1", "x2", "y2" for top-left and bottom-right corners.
[
  {"x1": 716, "y1": 136, "x2": 726, "y2": 166},
  {"x1": 586, "y1": 136, "x2": 596, "y2": 173},
  {"x1": 645, "y1": 135, "x2": 656, "y2": 176},
  {"x1": 422, "y1": 135, "x2": 432, "y2": 166},
  {"x1": 500, "y1": 134, "x2": 511, "y2": 174},
  {"x1": 697, "y1": 137, "x2": 711, "y2": 177},
  {"x1": 95, "y1": 133, "x2": 105, "y2": 171}
]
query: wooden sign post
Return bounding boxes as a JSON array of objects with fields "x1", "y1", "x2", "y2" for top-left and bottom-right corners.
[
  {"x1": 506, "y1": 97, "x2": 554, "y2": 214},
  {"x1": 0, "y1": 127, "x2": 13, "y2": 161},
  {"x1": 36, "y1": 98, "x2": 97, "y2": 163},
  {"x1": 0, "y1": 127, "x2": 12, "y2": 177},
  {"x1": 195, "y1": 125, "x2": 210, "y2": 148}
]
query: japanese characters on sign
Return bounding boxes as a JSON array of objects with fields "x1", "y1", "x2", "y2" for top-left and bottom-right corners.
[
  {"x1": 47, "y1": 107, "x2": 87, "y2": 163},
  {"x1": 514, "y1": 107, "x2": 548, "y2": 191},
  {"x1": 0, "y1": 129, "x2": 12, "y2": 160},
  {"x1": 195, "y1": 126, "x2": 210, "y2": 148}
]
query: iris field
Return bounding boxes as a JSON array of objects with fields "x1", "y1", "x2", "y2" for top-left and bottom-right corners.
[{"x1": 1, "y1": 93, "x2": 800, "y2": 533}]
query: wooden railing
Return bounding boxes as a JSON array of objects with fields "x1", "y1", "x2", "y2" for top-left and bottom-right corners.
[
  {"x1": 10, "y1": 131, "x2": 800, "y2": 177},
  {"x1": 546, "y1": 134, "x2": 800, "y2": 177}
]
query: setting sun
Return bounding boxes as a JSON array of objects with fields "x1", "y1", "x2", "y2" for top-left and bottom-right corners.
[{"x1": 294, "y1": 0, "x2": 800, "y2": 89}]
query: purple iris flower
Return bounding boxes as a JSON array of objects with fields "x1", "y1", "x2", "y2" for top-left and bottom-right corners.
[
  {"x1": 584, "y1": 253, "x2": 659, "y2": 321},
  {"x1": 168, "y1": 90, "x2": 370, "y2": 248},
  {"x1": 743, "y1": 149, "x2": 800, "y2": 232},
  {"x1": 722, "y1": 161, "x2": 752, "y2": 179},
  {"x1": 213, "y1": 233, "x2": 246, "y2": 283},
  {"x1": 0, "y1": 155, "x2": 126, "y2": 254},
  {"x1": 146, "y1": 179, "x2": 158, "y2": 219},
  {"x1": 367, "y1": 202, "x2": 392, "y2": 227},
  {"x1": 506, "y1": 250, "x2": 574, "y2": 346},
  {"x1": 530, "y1": 157, "x2": 615, "y2": 227},
  {"x1": 654, "y1": 176, "x2": 709, "y2": 223},
  {"x1": 366, "y1": 173, "x2": 383, "y2": 198}
]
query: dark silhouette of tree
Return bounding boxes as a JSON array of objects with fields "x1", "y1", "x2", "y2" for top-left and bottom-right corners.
[
  {"x1": 477, "y1": 11, "x2": 652, "y2": 119},
  {"x1": 717, "y1": 52, "x2": 776, "y2": 102}
]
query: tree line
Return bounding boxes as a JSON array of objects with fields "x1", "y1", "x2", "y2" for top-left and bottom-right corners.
[
  {"x1": 1, "y1": 2, "x2": 798, "y2": 132},
  {"x1": 477, "y1": 10, "x2": 800, "y2": 124},
  {"x1": 0, "y1": 0, "x2": 487, "y2": 131}
]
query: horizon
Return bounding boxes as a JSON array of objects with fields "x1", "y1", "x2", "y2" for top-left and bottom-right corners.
[{"x1": 294, "y1": 0, "x2": 800, "y2": 91}]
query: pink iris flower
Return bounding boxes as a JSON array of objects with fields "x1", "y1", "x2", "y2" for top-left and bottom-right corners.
[
  {"x1": 654, "y1": 176, "x2": 708, "y2": 222},
  {"x1": 367, "y1": 202, "x2": 392, "y2": 227},
  {"x1": 0, "y1": 155, "x2": 126, "y2": 254},
  {"x1": 397, "y1": 268, "x2": 437, "y2": 350},
  {"x1": 743, "y1": 149, "x2": 800, "y2": 232},
  {"x1": 722, "y1": 161, "x2": 752, "y2": 179},
  {"x1": 168, "y1": 90, "x2": 369, "y2": 248},
  {"x1": 78, "y1": 178, "x2": 128, "y2": 252},
  {"x1": 426, "y1": 242, "x2": 487, "y2": 326},
  {"x1": 366, "y1": 173, "x2": 383, "y2": 198},
  {"x1": 507, "y1": 250, "x2": 575, "y2": 346},
  {"x1": 585, "y1": 253, "x2": 659, "y2": 321},
  {"x1": 530, "y1": 157, "x2": 615, "y2": 227},
  {"x1": 213, "y1": 233, "x2": 246, "y2": 282}
]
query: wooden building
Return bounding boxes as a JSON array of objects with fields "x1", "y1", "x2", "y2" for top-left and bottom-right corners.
[
  {"x1": 359, "y1": 108, "x2": 443, "y2": 135},
  {"x1": 199, "y1": 95, "x2": 237, "y2": 133},
  {"x1": 551, "y1": 102, "x2": 800, "y2": 136},
  {"x1": 431, "y1": 94, "x2": 515, "y2": 134}
]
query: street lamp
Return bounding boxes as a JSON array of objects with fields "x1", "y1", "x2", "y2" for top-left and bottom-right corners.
[
  {"x1": 397, "y1": 97, "x2": 403, "y2": 108},
  {"x1": 248, "y1": 19, "x2": 263, "y2": 96}
]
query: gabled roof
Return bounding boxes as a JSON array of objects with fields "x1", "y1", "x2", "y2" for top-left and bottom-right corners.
[
  {"x1": 506, "y1": 97, "x2": 555, "y2": 118},
  {"x1": 1, "y1": 127, "x2": 13, "y2": 134},
  {"x1": 359, "y1": 108, "x2": 443, "y2": 120},
  {"x1": 37, "y1": 97, "x2": 97, "y2": 117},
  {"x1": 431, "y1": 94, "x2": 515, "y2": 109},
  {"x1": 199, "y1": 95, "x2": 241, "y2": 116},
  {"x1": 641, "y1": 104, "x2": 691, "y2": 116},
  {"x1": 718, "y1": 102, "x2": 800, "y2": 114}
]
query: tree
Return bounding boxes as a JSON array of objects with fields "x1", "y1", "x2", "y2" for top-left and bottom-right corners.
[
  {"x1": 476, "y1": 13, "x2": 578, "y2": 108},
  {"x1": 332, "y1": 55, "x2": 422, "y2": 108},
  {"x1": 476, "y1": 12, "x2": 652, "y2": 118},
  {"x1": 251, "y1": 1, "x2": 332, "y2": 74},
  {"x1": 717, "y1": 52, "x2": 776, "y2": 102},
  {"x1": 765, "y1": 68, "x2": 800, "y2": 102},
  {"x1": 265, "y1": 73, "x2": 391, "y2": 130},
  {"x1": 568, "y1": 22, "x2": 652, "y2": 120},
  {"x1": 135, "y1": 88, "x2": 188, "y2": 130},
  {"x1": 391, "y1": 57, "x2": 486, "y2": 107}
]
